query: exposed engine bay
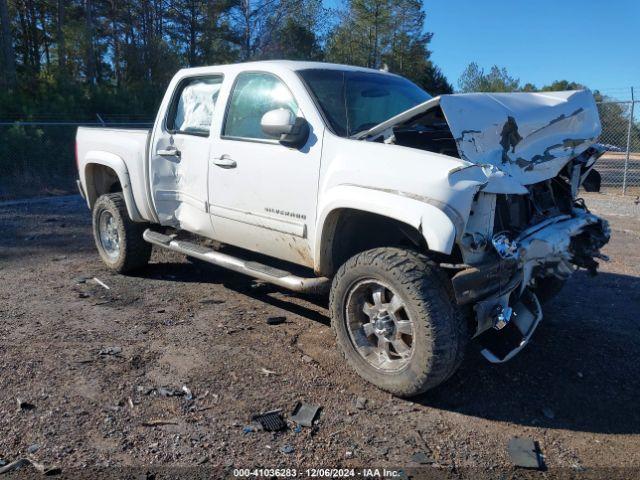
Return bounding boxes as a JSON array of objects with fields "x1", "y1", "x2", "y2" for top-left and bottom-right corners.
[{"x1": 359, "y1": 90, "x2": 611, "y2": 362}]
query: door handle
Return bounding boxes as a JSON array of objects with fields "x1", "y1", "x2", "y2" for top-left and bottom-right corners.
[
  {"x1": 157, "y1": 147, "x2": 181, "y2": 158},
  {"x1": 213, "y1": 155, "x2": 237, "y2": 168}
]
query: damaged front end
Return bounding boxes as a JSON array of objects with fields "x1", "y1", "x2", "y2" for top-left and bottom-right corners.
[
  {"x1": 359, "y1": 89, "x2": 611, "y2": 362},
  {"x1": 452, "y1": 197, "x2": 610, "y2": 362},
  {"x1": 450, "y1": 142, "x2": 610, "y2": 362}
]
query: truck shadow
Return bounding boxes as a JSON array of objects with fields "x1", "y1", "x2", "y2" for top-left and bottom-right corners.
[
  {"x1": 139, "y1": 260, "x2": 640, "y2": 434},
  {"x1": 139, "y1": 260, "x2": 331, "y2": 326},
  {"x1": 417, "y1": 270, "x2": 640, "y2": 434}
]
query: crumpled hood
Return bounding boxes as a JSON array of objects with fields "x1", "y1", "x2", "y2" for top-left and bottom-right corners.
[{"x1": 363, "y1": 89, "x2": 602, "y2": 186}]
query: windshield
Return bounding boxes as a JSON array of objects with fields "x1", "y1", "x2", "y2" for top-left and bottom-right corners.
[{"x1": 298, "y1": 69, "x2": 431, "y2": 138}]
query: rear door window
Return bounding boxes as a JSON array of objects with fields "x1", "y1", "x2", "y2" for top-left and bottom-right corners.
[{"x1": 167, "y1": 76, "x2": 223, "y2": 136}]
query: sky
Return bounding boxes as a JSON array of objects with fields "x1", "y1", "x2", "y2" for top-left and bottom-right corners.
[{"x1": 327, "y1": 0, "x2": 640, "y2": 99}]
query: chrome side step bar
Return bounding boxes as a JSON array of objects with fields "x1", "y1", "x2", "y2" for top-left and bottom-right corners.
[{"x1": 143, "y1": 229, "x2": 330, "y2": 294}]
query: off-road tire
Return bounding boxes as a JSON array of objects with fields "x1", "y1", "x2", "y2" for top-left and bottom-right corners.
[
  {"x1": 330, "y1": 247, "x2": 467, "y2": 397},
  {"x1": 533, "y1": 276, "x2": 566, "y2": 304},
  {"x1": 92, "y1": 193, "x2": 152, "y2": 273}
]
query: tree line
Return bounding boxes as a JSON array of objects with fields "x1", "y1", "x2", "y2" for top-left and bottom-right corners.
[
  {"x1": 0, "y1": 0, "x2": 636, "y2": 198},
  {"x1": 0, "y1": 0, "x2": 453, "y2": 120}
]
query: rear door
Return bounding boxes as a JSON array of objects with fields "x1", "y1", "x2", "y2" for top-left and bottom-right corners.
[
  {"x1": 207, "y1": 71, "x2": 323, "y2": 267},
  {"x1": 149, "y1": 75, "x2": 223, "y2": 236}
]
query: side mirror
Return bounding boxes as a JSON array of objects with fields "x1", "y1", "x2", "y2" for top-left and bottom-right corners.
[{"x1": 260, "y1": 108, "x2": 309, "y2": 148}]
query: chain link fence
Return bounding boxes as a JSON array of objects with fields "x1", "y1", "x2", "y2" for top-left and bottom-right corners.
[
  {"x1": 0, "y1": 94, "x2": 638, "y2": 200},
  {"x1": 0, "y1": 116, "x2": 153, "y2": 200},
  {"x1": 596, "y1": 97, "x2": 639, "y2": 194}
]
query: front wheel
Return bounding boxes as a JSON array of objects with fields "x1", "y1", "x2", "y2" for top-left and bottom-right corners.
[
  {"x1": 92, "y1": 193, "x2": 152, "y2": 273},
  {"x1": 329, "y1": 248, "x2": 467, "y2": 397}
]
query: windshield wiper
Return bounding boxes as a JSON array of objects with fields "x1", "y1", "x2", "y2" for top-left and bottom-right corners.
[{"x1": 350, "y1": 128, "x2": 376, "y2": 140}]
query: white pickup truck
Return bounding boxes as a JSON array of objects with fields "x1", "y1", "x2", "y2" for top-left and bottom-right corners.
[{"x1": 76, "y1": 60, "x2": 609, "y2": 396}]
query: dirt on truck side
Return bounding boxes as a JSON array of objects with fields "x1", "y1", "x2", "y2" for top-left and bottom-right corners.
[{"x1": 0, "y1": 193, "x2": 639, "y2": 478}]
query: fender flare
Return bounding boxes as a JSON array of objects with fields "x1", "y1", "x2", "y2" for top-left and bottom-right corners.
[
  {"x1": 315, "y1": 185, "x2": 459, "y2": 272},
  {"x1": 82, "y1": 151, "x2": 143, "y2": 222}
]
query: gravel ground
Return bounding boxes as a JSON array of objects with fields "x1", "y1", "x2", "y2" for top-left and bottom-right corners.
[{"x1": 0, "y1": 193, "x2": 639, "y2": 479}]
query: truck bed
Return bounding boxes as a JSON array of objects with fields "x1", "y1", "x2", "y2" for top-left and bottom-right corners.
[{"x1": 76, "y1": 126, "x2": 155, "y2": 222}]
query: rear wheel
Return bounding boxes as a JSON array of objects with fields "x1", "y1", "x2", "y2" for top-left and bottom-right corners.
[
  {"x1": 92, "y1": 193, "x2": 151, "y2": 273},
  {"x1": 330, "y1": 247, "x2": 467, "y2": 397}
]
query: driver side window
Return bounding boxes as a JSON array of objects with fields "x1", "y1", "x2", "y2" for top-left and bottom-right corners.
[{"x1": 223, "y1": 72, "x2": 299, "y2": 140}]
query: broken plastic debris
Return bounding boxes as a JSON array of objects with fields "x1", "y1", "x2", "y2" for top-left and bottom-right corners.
[
  {"x1": 355, "y1": 397, "x2": 367, "y2": 410},
  {"x1": 0, "y1": 458, "x2": 61, "y2": 476},
  {"x1": 157, "y1": 387, "x2": 184, "y2": 397},
  {"x1": 252, "y1": 410, "x2": 286, "y2": 432},
  {"x1": 507, "y1": 437, "x2": 543, "y2": 469},
  {"x1": 98, "y1": 346, "x2": 122, "y2": 356},
  {"x1": 280, "y1": 445, "x2": 294, "y2": 454},
  {"x1": 16, "y1": 398, "x2": 36, "y2": 411},
  {"x1": 411, "y1": 452, "x2": 435, "y2": 464},
  {"x1": 142, "y1": 419, "x2": 179, "y2": 427},
  {"x1": 182, "y1": 385, "x2": 194, "y2": 400},
  {"x1": 26, "y1": 444, "x2": 39, "y2": 454},
  {"x1": 290, "y1": 402, "x2": 320, "y2": 427},
  {"x1": 266, "y1": 316, "x2": 286, "y2": 325},
  {"x1": 92, "y1": 277, "x2": 110, "y2": 290},
  {"x1": 0, "y1": 458, "x2": 30, "y2": 475}
]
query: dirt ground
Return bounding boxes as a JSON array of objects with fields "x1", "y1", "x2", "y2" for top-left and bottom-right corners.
[{"x1": 1, "y1": 192, "x2": 639, "y2": 479}]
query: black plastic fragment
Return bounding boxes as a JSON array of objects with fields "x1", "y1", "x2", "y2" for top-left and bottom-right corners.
[
  {"x1": 252, "y1": 410, "x2": 286, "y2": 432},
  {"x1": 266, "y1": 316, "x2": 286, "y2": 325}
]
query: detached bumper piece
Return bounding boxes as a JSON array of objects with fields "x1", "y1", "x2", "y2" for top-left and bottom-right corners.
[
  {"x1": 476, "y1": 289, "x2": 542, "y2": 363},
  {"x1": 451, "y1": 258, "x2": 519, "y2": 305}
]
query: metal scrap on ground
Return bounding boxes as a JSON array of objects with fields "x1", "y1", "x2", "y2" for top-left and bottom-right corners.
[
  {"x1": 290, "y1": 402, "x2": 320, "y2": 427},
  {"x1": 507, "y1": 437, "x2": 543, "y2": 469},
  {"x1": 141, "y1": 419, "x2": 179, "y2": 427},
  {"x1": 0, "y1": 457, "x2": 61, "y2": 476},
  {"x1": 92, "y1": 277, "x2": 110, "y2": 290}
]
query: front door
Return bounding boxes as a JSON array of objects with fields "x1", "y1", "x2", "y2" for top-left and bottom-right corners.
[
  {"x1": 149, "y1": 75, "x2": 222, "y2": 236},
  {"x1": 208, "y1": 72, "x2": 322, "y2": 267}
]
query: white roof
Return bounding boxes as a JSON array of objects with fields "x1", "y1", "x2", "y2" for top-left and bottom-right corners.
[{"x1": 177, "y1": 60, "x2": 392, "y2": 77}]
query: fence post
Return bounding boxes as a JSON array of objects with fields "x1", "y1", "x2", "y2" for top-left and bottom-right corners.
[{"x1": 622, "y1": 86, "x2": 635, "y2": 195}]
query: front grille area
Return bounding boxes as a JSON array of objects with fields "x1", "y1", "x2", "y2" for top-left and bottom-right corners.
[{"x1": 494, "y1": 177, "x2": 574, "y2": 235}]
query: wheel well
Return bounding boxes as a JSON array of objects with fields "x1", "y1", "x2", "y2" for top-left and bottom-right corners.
[
  {"x1": 85, "y1": 163, "x2": 122, "y2": 207},
  {"x1": 319, "y1": 209, "x2": 429, "y2": 276}
]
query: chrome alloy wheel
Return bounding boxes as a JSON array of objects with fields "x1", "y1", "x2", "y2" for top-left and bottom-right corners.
[
  {"x1": 98, "y1": 210, "x2": 120, "y2": 260},
  {"x1": 345, "y1": 279, "x2": 415, "y2": 372}
]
